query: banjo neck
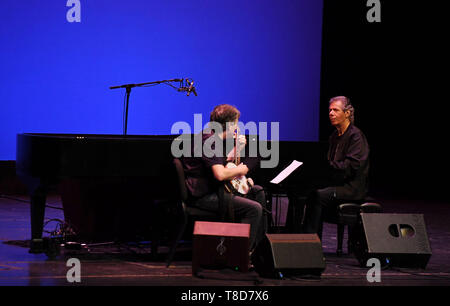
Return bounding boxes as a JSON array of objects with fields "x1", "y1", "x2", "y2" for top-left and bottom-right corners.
[{"x1": 234, "y1": 129, "x2": 241, "y2": 165}]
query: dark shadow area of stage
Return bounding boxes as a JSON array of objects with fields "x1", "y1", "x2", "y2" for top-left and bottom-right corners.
[
  {"x1": 1, "y1": 194, "x2": 449, "y2": 287},
  {"x1": 319, "y1": 0, "x2": 448, "y2": 202}
]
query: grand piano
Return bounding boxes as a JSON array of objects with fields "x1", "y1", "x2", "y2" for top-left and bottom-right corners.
[{"x1": 16, "y1": 133, "x2": 330, "y2": 253}]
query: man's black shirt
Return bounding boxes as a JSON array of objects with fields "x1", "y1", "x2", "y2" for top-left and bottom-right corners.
[
  {"x1": 328, "y1": 123, "x2": 370, "y2": 200},
  {"x1": 182, "y1": 133, "x2": 226, "y2": 199}
]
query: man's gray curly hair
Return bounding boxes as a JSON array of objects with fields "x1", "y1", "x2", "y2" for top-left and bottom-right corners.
[{"x1": 329, "y1": 96, "x2": 354, "y2": 124}]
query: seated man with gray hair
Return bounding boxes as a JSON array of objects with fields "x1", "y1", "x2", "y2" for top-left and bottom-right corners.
[{"x1": 301, "y1": 96, "x2": 370, "y2": 239}]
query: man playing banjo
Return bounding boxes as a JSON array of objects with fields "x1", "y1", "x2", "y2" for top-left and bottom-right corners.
[{"x1": 181, "y1": 104, "x2": 268, "y2": 252}]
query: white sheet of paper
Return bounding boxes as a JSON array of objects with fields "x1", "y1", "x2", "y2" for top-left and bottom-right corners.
[{"x1": 270, "y1": 160, "x2": 303, "y2": 184}]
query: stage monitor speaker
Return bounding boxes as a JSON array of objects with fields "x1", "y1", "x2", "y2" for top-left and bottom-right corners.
[
  {"x1": 192, "y1": 221, "x2": 250, "y2": 275},
  {"x1": 252, "y1": 233, "x2": 326, "y2": 278},
  {"x1": 354, "y1": 213, "x2": 432, "y2": 268}
]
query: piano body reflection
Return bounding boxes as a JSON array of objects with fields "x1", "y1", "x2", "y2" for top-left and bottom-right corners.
[{"x1": 16, "y1": 133, "x2": 331, "y2": 253}]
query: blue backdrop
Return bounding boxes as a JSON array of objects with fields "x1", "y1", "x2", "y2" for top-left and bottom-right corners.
[{"x1": 0, "y1": 0, "x2": 323, "y2": 160}]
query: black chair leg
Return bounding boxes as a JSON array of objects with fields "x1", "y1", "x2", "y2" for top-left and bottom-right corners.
[
  {"x1": 337, "y1": 224, "x2": 344, "y2": 256},
  {"x1": 151, "y1": 231, "x2": 160, "y2": 261},
  {"x1": 347, "y1": 225, "x2": 356, "y2": 254},
  {"x1": 166, "y1": 208, "x2": 188, "y2": 267},
  {"x1": 150, "y1": 200, "x2": 164, "y2": 261}
]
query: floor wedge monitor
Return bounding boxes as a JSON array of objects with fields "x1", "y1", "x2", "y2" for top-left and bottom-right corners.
[
  {"x1": 353, "y1": 213, "x2": 432, "y2": 268},
  {"x1": 252, "y1": 233, "x2": 326, "y2": 278}
]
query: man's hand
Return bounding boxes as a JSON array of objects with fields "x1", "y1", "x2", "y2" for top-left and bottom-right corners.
[
  {"x1": 236, "y1": 163, "x2": 249, "y2": 177},
  {"x1": 211, "y1": 163, "x2": 248, "y2": 181},
  {"x1": 237, "y1": 135, "x2": 247, "y2": 150},
  {"x1": 227, "y1": 135, "x2": 247, "y2": 161}
]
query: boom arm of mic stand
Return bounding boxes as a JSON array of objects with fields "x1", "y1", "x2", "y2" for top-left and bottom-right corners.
[
  {"x1": 109, "y1": 78, "x2": 184, "y2": 135},
  {"x1": 109, "y1": 83, "x2": 140, "y2": 136},
  {"x1": 109, "y1": 79, "x2": 183, "y2": 90}
]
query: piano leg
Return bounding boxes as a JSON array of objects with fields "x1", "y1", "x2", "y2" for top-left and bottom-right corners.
[{"x1": 29, "y1": 187, "x2": 47, "y2": 253}]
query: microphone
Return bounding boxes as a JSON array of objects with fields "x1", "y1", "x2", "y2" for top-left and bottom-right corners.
[
  {"x1": 177, "y1": 79, "x2": 197, "y2": 96},
  {"x1": 187, "y1": 80, "x2": 198, "y2": 96}
]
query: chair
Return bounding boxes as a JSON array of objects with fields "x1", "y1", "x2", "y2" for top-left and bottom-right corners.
[
  {"x1": 165, "y1": 158, "x2": 218, "y2": 267},
  {"x1": 332, "y1": 200, "x2": 382, "y2": 256}
]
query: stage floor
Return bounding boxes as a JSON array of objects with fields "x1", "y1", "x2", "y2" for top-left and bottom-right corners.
[{"x1": 1, "y1": 194, "x2": 449, "y2": 289}]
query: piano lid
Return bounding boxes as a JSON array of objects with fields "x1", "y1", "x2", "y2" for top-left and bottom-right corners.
[{"x1": 16, "y1": 133, "x2": 178, "y2": 178}]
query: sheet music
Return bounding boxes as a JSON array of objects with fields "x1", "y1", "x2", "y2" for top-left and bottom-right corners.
[{"x1": 270, "y1": 160, "x2": 303, "y2": 184}]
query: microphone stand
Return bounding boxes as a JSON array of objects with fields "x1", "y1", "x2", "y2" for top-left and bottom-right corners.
[{"x1": 109, "y1": 78, "x2": 183, "y2": 135}]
